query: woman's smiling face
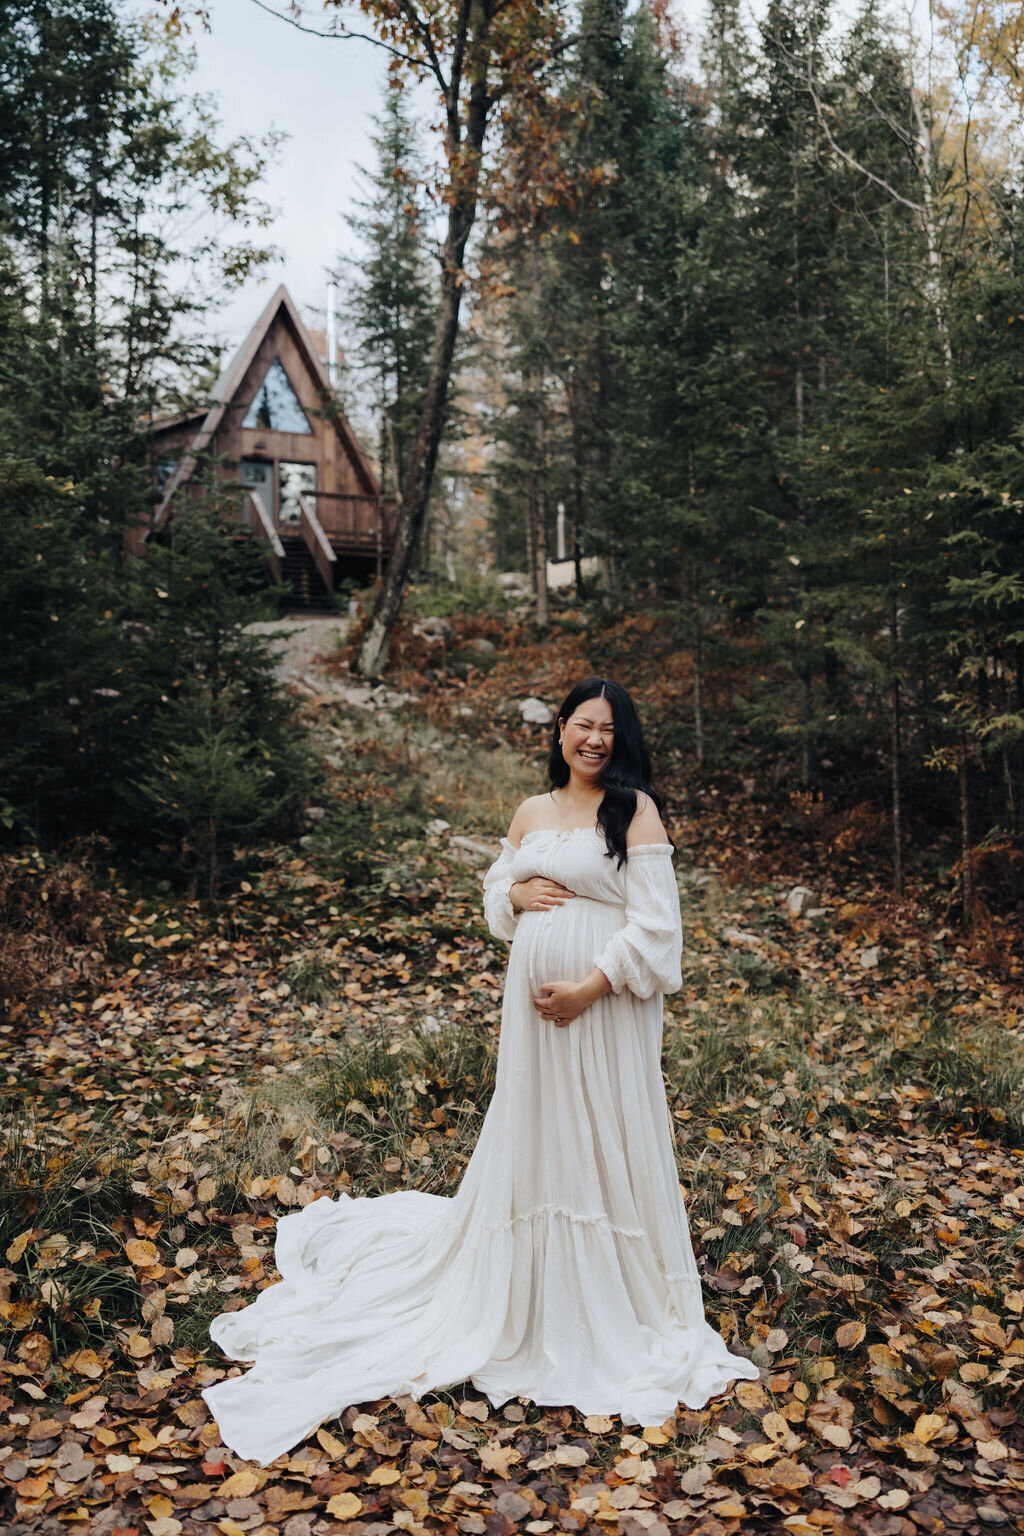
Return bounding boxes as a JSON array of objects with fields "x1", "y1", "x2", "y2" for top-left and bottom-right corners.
[{"x1": 559, "y1": 693, "x2": 615, "y2": 781}]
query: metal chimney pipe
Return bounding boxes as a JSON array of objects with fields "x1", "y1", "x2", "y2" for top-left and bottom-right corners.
[{"x1": 326, "y1": 280, "x2": 339, "y2": 390}]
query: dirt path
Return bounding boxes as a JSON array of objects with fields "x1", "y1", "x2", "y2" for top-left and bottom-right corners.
[{"x1": 246, "y1": 615, "x2": 350, "y2": 686}]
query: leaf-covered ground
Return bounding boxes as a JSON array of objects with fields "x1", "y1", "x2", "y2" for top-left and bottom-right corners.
[{"x1": 3, "y1": 607, "x2": 1024, "y2": 1535}]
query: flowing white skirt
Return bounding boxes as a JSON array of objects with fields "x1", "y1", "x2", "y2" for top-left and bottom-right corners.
[{"x1": 202, "y1": 895, "x2": 757, "y2": 1465}]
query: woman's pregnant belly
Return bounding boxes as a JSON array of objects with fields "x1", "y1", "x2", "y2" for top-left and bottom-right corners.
[{"x1": 513, "y1": 895, "x2": 625, "y2": 992}]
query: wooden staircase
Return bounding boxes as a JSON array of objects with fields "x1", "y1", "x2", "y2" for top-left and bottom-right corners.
[{"x1": 280, "y1": 535, "x2": 334, "y2": 611}]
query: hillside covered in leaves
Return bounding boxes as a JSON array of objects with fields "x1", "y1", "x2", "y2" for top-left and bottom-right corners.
[{"x1": 3, "y1": 610, "x2": 1024, "y2": 1535}]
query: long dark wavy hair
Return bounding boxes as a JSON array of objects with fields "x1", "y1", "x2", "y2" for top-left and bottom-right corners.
[{"x1": 548, "y1": 677, "x2": 668, "y2": 867}]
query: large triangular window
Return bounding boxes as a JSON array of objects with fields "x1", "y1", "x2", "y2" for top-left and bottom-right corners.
[{"x1": 242, "y1": 358, "x2": 312, "y2": 433}]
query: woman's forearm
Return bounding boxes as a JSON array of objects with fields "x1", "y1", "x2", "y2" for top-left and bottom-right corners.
[{"x1": 577, "y1": 967, "x2": 613, "y2": 1006}]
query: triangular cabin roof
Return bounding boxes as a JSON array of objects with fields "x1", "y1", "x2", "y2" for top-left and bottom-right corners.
[{"x1": 147, "y1": 284, "x2": 379, "y2": 538}]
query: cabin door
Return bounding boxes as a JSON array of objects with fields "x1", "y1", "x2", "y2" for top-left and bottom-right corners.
[
  {"x1": 240, "y1": 459, "x2": 274, "y2": 523},
  {"x1": 279, "y1": 462, "x2": 316, "y2": 527}
]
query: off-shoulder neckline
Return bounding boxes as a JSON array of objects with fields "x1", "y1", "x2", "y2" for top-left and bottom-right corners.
[{"x1": 503, "y1": 826, "x2": 674, "y2": 855}]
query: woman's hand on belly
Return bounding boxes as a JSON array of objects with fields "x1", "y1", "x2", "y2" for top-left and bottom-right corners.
[
  {"x1": 533, "y1": 967, "x2": 614, "y2": 1027},
  {"x1": 510, "y1": 876, "x2": 576, "y2": 913}
]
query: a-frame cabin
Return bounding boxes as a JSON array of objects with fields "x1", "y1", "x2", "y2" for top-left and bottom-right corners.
[{"x1": 132, "y1": 284, "x2": 395, "y2": 608}]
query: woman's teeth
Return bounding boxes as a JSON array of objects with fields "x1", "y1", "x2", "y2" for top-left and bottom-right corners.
[{"x1": 580, "y1": 751, "x2": 604, "y2": 760}]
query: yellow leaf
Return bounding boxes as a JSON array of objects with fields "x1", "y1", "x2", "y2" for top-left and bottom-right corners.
[
  {"x1": 325, "y1": 1492, "x2": 363, "y2": 1518},
  {"x1": 147, "y1": 1494, "x2": 175, "y2": 1516},
  {"x1": 316, "y1": 1427, "x2": 346, "y2": 1458},
  {"x1": 584, "y1": 1415, "x2": 614, "y2": 1433},
  {"x1": 125, "y1": 1239, "x2": 159, "y2": 1267},
  {"x1": 6, "y1": 1230, "x2": 33, "y2": 1264},
  {"x1": 218, "y1": 1468, "x2": 263, "y2": 1498},
  {"x1": 479, "y1": 1441, "x2": 523, "y2": 1478},
  {"x1": 66, "y1": 1349, "x2": 106, "y2": 1380},
  {"x1": 196, "y1": 1178, "x2": 218, "y2": 1202},
  {"x1": 367, "y1": 1465, "x2": 402, "y2": 1485},
  {"x1": 912, "y1": 1412, "x2": 947, "y2": 1444},
  {"x1": 641, "y1": 1425, "x2": 670, "y2": 1445},
  {"x1": 836, "y1": 1320, "x2": 865, "y2": 1349}
]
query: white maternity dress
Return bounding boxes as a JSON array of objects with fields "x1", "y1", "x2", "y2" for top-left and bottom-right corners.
[{"x1": 202, "y1": 825, "x2": 757, "y2": 1465}]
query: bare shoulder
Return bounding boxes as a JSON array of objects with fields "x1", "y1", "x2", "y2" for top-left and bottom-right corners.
[
  {"x1": 626, "y1": 793, "x2": 670, "y2": 847},
  {"x1": 507, "y1": 793, "x2": 550, "y2": 848}
]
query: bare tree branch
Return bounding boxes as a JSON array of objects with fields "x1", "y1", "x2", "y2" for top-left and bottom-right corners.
[{"x1": 243, "y1": 0, "x2": 428, "y2": 71}]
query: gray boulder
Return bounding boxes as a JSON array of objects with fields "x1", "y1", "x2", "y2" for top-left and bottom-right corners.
[{"x1": 520, "y1": 696, "x2": 554, "y2": 726}]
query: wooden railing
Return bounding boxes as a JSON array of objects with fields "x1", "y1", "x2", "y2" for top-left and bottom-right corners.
[
  {"x1": 298, "y1": 493, "x2": 336, "y2": 598},
  {"x1": 245, "y1": 490, "x2": 284, "y2": 585},
  {"x1": 310, "y1": 492, "x2": 398, "y2": 552}
]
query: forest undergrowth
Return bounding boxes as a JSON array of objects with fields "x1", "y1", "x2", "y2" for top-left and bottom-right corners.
[{"x1": 2, "y1": 608, "x2": 1024, "y2": 1536}]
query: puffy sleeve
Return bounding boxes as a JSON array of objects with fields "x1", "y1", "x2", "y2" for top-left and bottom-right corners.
[
  {"x1": 593, "y1": 845, "x2": 683, "y2": 998},
  {"x1": 482, "y1": 837, "x2": 522, "y2": 944}
]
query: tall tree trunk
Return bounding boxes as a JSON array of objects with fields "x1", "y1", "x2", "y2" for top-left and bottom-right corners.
[
  {"x1": 356, "y1": 47, "x2": 491, "y2": 678},
  {"x1": 524, "y1": 484, "x2": 535, "y2": 581},
  {"x1": 909, "y1": 83, "x2": 954, "y2": 381},
  {"x1": 891, "y1": 676, "x2": 903, "y2": 896},
  {"x1": 1003, "y1": 748, "x2": 1016, "y2": 832},
  {"x1": 572, "y1": 416, "x2": 587, "y2": 599},
  {"x1": 890, "y1": 592, "x2": 903, "y2": 895},
  {"x1": 535, "y1": 485, "x2": 549, "y2": 629},
  {"x1": 692, "y1": 565, "x2": 704, "y2": 767},
  {"x1": 793, "y1": 160, "x2": 804, "y2": 448},
  {"x1": 958, "y1": 732, "x2": 974, "y2": 928}
]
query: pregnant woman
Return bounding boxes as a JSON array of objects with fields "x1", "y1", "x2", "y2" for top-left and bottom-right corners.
[{"x1": 202, "y1": 676, "x2": 757, "y2": 1465}]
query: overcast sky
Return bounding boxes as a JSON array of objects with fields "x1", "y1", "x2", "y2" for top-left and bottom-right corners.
[{"x1": 180, "y1": 0, "x2": 392, "y2": 350}]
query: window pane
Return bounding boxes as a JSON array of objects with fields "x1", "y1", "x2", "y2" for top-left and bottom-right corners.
[{"x1": 242, "y1": 359, "x2": 312, "y2": 434}]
